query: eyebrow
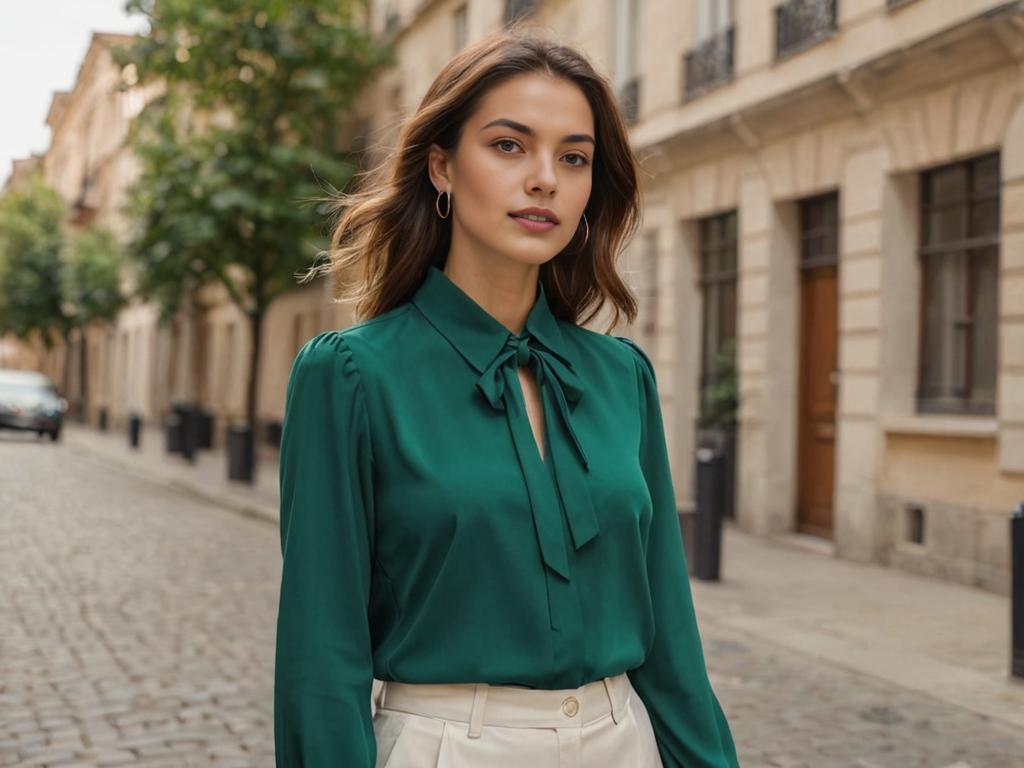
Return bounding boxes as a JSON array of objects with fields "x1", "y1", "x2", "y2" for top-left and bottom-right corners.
[{"x1": 480, "y1": 118, "x2": 595, "y2": 145}]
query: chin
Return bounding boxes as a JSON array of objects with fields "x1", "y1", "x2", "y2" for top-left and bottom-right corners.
[{"x1": 499, "y1": 247, "x2": 561, "y2": 268}]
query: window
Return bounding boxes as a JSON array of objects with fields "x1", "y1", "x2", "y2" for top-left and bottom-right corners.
[
  {"x1": 219, "y1": 322, "x2": 236, "y2": 410},
  {"x1": 504, "y1": 0, "x2": 536, "y2": 24},
  {"x1": 635, "y1": 232, "x2": 659, "y2": 342},
  {"x1": 453, "y1": 4, "x2": 468, "y2": 52},
  {"x1": 800, "y1": 191, "x2": 838, "y2": 268},
  {"x1": 917, "y1": 152, "x2": 999, "y2": 415},
  {"x1": 698, "y1": 211, "x2": 738, "y2": 419},
  {"x1": 684, "y1": 0, "x2": 734, "y2": 101},
  {"x1": 292, "y1": 313, "x2": 304, "y2": 359},
  {"x1": 684, "y1": 28, "x2": 733, "y2": 100},
  {"x1": 696, "y1": 0, "x2": 731, "y2": 42},
  {"x1": 614, "y1": 0, "x2": 640, "y2": 123},
  {"x1": 775, "y1": 0, "x2": 837, "y2": 59},
  {"x1": 382, "y1": 0, "x2": 400, "y2": 36}
]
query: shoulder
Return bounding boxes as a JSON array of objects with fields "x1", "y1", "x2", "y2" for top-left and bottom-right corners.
[
  {"x1": 288, "y1": 330, "x2": 362, "y2": 403},
  {"x1": 293, "y1": 303, "x2": 415, "y2": 378},
  {"x1": 561, "y1": 322, "x2": 657, "y2": 386}
]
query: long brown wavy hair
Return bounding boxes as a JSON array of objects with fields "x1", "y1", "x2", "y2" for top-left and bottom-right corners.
[{"x1": 302, "y1": 28, "x2": 642, "y2": 331}]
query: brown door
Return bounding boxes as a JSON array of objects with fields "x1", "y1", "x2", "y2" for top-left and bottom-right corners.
[{"x1": 796, "y1": 263, "x2": 837, "y2": 538}]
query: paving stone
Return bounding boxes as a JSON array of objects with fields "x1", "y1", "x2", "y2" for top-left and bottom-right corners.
[{"x1": 5, "y1": 432, "x2": 1024, "y2": 768}]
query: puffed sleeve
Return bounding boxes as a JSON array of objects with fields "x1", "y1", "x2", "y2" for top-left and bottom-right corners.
[
  {"x1": 617, "y1": 336, "x2": 740, "y2": 768},
  {"x1": 274, "y1": 331, "x2": 377, "y2": 767}
]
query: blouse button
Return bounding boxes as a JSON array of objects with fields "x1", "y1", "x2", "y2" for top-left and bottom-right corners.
[{"x1": 561, "y1": 696, "x2": 579, "y2": 717}]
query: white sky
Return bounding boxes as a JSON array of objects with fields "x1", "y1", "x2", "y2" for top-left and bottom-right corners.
[{"x1": 0, "y1": 1, "x2": 149, "y2": 187}]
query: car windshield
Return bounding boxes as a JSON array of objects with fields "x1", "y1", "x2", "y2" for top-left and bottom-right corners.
[{"x1": 0, "y1": 381, "x2": 59, "y2": 405}]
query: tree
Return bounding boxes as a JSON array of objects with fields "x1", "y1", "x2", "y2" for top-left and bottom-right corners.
[
  {"x1": 113, "y1": 0, "x2": 392, "y2": 481},
  {"x1": 61, "y1": 226, "x2": 127, "y2": 418},
  {"x1": 0, "y1": 174, "x2": 72, "y2": 387}
]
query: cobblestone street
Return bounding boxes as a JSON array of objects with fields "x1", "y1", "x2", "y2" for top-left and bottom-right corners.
[
  {"x1": 2, "y1": 432, "x2": 1023, "y2": 767},
  {"x1": 1, "y1": 434, "x2": 278, "y2": 767}
]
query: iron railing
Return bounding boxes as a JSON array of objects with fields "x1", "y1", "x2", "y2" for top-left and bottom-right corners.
[
  {"x1": 684, "y1": 26, "x2": 735, "y2": 100},
  {"x1": 775, "y1": 0, "x2": 837, "y2": 59}
]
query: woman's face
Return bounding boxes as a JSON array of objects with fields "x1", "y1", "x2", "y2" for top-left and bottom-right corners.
[{"x1": 428, "y1": 72, "x2": 595, "y2": 269}]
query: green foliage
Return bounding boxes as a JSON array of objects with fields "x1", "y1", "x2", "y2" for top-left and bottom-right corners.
[
  {"x1": 62, "y1": 226, "x2": 127, "y2": 325},
  {"x1": 697, "y1": 337, "x2": 739, "y2": 429},
  {"x1": 0, "y1": 174, "x2": 69, "y2": 347},
  {"x1": 112, "y1": 0, "x2": 392, "y2": 321}
]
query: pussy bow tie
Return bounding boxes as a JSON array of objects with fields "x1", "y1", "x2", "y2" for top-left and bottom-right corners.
[{"x1": 475, "y1": 333, "x2": 600, "y2": 580}]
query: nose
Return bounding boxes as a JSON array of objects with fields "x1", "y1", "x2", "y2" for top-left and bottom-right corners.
[{"x1": 526, "y1": 155, "x2": 557, "y2": 195}]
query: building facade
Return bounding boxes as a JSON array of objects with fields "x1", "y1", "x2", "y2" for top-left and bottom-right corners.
[
  {"x1": 359, "y1": 0, "x2": 1024, "y2": 594},
  {"x1": 5, "y1": 1, "x2": 1020, "y2": 593}
]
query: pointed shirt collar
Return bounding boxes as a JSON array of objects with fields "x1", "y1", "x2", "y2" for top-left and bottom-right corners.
[
  {"x1": 411, "y1": 264, "x2": 598, "y2": 581},
  {"x1": 411, "y1": 264, "x2": 576, "y2": 375}
]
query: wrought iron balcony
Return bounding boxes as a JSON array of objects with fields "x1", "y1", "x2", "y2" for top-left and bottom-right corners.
[
  {"x1": 618, "y1": 76, "x2": 640, "y2": 125},
  {"x1": 683, "y1": 26, "x2": 734, "y2": 101},
  {"x1": 775, "y1": 0, "x2": 837, "y2": 59}
]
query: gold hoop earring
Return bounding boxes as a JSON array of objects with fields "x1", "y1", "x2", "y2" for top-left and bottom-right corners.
[{"x1": 435, "y1": 189, "x2": 451, "y2": 219}]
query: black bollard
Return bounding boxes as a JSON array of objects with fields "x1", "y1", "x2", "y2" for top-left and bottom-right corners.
[
  {"x1": 694, "y1": 446, "x2": 725, "y2": 581},
  {"x1": 180, "y1": 404, "x2": 197, "y2": 463},
  {"x1": 128, "y1": 412, "x2": 142, "y2": 449},
  {"x1": 165, "y1": 410, "x2": 183, "y2": 454},
  {"x1": 227, "y1": 423, "x2": 254, "y2": 482},
  {"x1": 1013, "y1": 501, "x2": 1024, "y2": 679}
]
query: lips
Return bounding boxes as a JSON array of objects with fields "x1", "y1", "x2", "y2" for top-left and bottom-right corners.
[{"x1": 509, "y1": 208, "x2": 559, "y2": 224}]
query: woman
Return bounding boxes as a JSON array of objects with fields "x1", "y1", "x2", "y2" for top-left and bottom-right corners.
[{"x1": 274, "y1": 28, "x2": 740, "y2": 768}]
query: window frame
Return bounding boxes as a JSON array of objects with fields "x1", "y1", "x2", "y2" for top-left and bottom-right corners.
[
  {"x1": 915, "y1": 152, "x2": 1000, "y2": 416},
  {"x1": 697, "y1": 210, "x2": 739, "y2": 420}
]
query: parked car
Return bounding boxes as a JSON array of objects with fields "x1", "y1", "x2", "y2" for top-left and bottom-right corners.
[{"x1": 0, "y1": 369, "x2": 67, "y2": 441}]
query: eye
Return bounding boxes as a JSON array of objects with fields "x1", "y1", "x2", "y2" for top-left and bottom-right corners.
[
  {"x1": 492, "y1": 139, "x2": 590, "y2": 167},
  {"x1": 493, "y1": 139, "x2": 520, "y2": 154}
]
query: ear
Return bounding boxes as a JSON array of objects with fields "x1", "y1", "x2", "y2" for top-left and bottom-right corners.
[{"x1": 427, "y1": 144, "x2": 452, "y2": 194}]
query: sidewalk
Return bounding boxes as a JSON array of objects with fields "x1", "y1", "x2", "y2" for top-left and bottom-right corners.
[
  {"x1": 65, "y1": 421, "x2": 280, "y2": 524},
  {"x1": 691, "y1": 528, "x2": 1024, "y2": 731},
  {"x1": 65, "y1": 420, "x2": 1024, "y2": 731}
]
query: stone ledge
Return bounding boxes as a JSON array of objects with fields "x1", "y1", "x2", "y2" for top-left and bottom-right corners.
[{"x1": 881, "y1": 414, "x2": 998, "y2": 439}]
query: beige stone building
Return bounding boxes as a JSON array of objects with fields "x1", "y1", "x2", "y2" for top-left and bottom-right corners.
[
  {"x1": 5, "y1": 2, "x2": 1021, "y2": 592},
  {"x1": 356, "y1": 0, "x2": 1024, "y2": 594}
]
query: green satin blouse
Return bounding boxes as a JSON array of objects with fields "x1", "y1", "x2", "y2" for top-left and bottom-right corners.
[{"x1": 274, "y1": 264, "x2": 739, "y2": 767}]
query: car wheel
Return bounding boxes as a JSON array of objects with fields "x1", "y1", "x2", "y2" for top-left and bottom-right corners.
[{"x1": 49, "y1": 430, "x2": 60, "y2": 442}]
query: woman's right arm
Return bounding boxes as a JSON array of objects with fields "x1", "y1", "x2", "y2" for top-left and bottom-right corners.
[{"x1": 274, "y1": 331, "x2": 377, "y2": 767}]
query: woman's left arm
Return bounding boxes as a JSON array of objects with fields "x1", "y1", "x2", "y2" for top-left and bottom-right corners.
[{"x1": 617, "y1": 336, "x2": 741, "y2": 768}]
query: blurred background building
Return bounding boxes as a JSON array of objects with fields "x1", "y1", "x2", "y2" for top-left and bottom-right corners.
[{"x1": 3, "y1": 0, "x2": 1022, "y2": 595}]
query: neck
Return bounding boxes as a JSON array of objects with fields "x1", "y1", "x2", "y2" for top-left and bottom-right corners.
[{"x1": 442, "y1": 252, "x2": 540, "y2": 336}]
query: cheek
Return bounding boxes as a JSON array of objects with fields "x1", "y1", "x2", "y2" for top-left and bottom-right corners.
[{"x1": 456, "y1": 165, "x2": 512, "y2": 224}]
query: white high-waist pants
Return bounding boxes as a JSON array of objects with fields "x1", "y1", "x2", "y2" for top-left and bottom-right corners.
[{"x1": 371, "y1": 672, "x2": 664, "y2": 768}]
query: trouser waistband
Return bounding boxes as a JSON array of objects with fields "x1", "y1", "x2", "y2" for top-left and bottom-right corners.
[{"x1": 378, "y1": 672, "x2": 631, "y2": 739}]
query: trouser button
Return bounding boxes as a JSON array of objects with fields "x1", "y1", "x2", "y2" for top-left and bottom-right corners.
[{"x1": 562, "y1": 696, "x2": 579, "y2": 717}]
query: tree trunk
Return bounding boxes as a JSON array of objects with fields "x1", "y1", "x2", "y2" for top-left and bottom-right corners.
[
  {"x1": 243, "y1": 306, "x2": 264, "y2": 485},
  {"x1": 61, "y1": 327, "x2": 73, "y2": 401},
  {"x1": 79, "y1": 328, "x2": 89, "y2": 423}
]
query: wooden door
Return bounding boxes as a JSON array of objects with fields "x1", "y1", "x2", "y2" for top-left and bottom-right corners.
[{"x1": 796, "y1": 264, "x2": 837, "y2": 538}]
